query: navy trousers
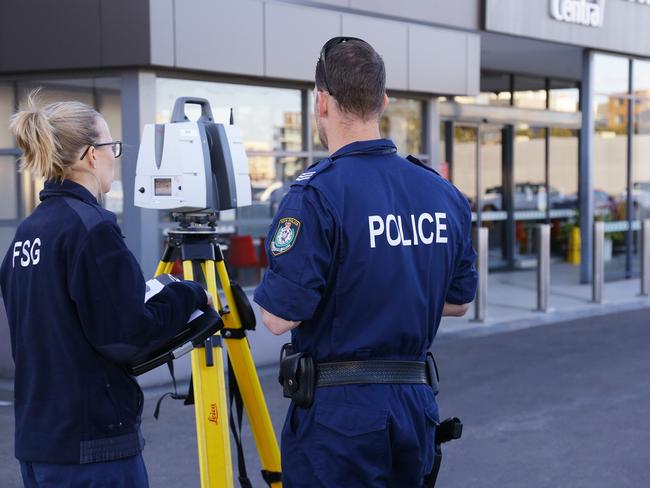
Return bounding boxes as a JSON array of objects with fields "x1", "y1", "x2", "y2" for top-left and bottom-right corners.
[
  {"x1": 20, "y1": 454, "x2": 149, "y2": 488},
  {"x1": 281, "y1": 384, "x2": 439, "y2": 488}
]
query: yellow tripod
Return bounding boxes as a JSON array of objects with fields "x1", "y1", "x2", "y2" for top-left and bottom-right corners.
[{"x1": 153, "y1": 219, "x2": 282, "y2": 488}]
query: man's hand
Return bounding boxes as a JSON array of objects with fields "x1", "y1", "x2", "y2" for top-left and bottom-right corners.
[
  {"x1": 205, "y1": 290, "x2": 213, "y2": 307},
  {"x1": 442, "y1": 302, "x2": 471, "y2": 317},
  {"x1": 260, "y1": 307, "x2": 301, "y2": 335}
]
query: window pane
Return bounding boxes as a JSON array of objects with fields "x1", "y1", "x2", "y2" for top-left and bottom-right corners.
[
  {"x1": 17, "y1": 78, "x2": 123, "y2": 216},
  {"x1": 452, "y1": 126, "x2": 477, "y2": 207},
  {"x1": 0, "y1": 83, "x2": 15, "y2": 147},
  {"x1": 594, "y1": 54, "x2": 630, "y2": 280},
  {"x1": 633, "y1": 59, "x2": 650, "y2": 93},
  {"x1": 439, "y1": 122, "x2": 448, "y2": 180},
  {"x1": 594, "y1": 94, "x2": 627, "y2": 214},
  {"x1": 96, "y1": 78, "x2": 123, "y2": 217},
  {"x1": 633, "y1": 97, "x2": 650, "y2": 221},
  {"x1": 514, "y1": 76, "x2": 547, "y2": 110},
  {"x1": 156, "y1": 78, "x2": 302, "y2": 153},
  {"x1": 0, "y1": 226, "x2": 17, "y2": 257},
  {"x1": 594, "y1": 54, "x2": 629, "y2": 96},
  {"x1": 0, "y1": 156, "x2": 18, "y2": 219},
  {"x1": 549, "y1": 80, "x2": 579, "y2": 113},
  {"x1": 549, "y1": 129, "x2": 579, "y2": 210},
  {"x1": 457, "y1": 72, "x2": 511, "y2": 107},
  {"x1": 514, "y1": 126, "x2": 546, "y2": 211},
  {"x1": 18, "y1": 79, "x2": 95, "y2": 108},
  {"x1": 380, "y1": 98, "x2": 423, "y2": 155},
  {"x1": 455, "y1": 92, "x2": 511, "y2": 107}
]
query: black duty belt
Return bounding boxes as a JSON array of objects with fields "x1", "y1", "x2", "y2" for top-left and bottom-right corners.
[
  {"x1": 316, "y1": 360, "x2": 428, "y2": 387},
  {"x1": 278, "y1": 344, "x2": 438, "y2": 408}
]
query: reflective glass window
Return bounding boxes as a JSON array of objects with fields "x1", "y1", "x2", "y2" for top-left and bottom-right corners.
[
  {"x1": 549, "y1": 80, "x2": 579, "y2": 113},
  {"x1": 514, "y1": 77, "x2": 547, "y2": 110},
  {"x1": 593, "y1": 55, "x2": 629, "y2": 219},
  {"x1": 632, "y1": 61, "x2": 650, "y2": 225},
  {"x1": 380, "y1": 98, "x2": 423, "y2": 155},
  {"x1": 514, "y1": 126, "x2": 546, "y2": 211},
  {"x1": 17, "y1": 78, "x2": 123, "y2": 215},
  {"x1": 0, "y1": 156, "x2": 18, "y2": 219},
  {"x1": 594, "y1": 54, "x2": 631, "y2": 280},
  {"x1": 0, "y1": 83, "x2": 15, "y2": 148},
  {"x1": 452, "y1": 126, "x2": 477, "y2": 208},
  {"x1": 456, "y1": 72, "x2": 511, "y2": 107},
  {"x1": 156, "y1": 78, "x2": 302, "y2": 153},
  {"x1": 549, "y1": 129, "x2": 579, "y2": 211}
]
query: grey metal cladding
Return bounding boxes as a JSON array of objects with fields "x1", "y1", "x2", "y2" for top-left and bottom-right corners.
[
  {"x1": 341, "y1": 14, "x2": 408, "y2": 91},
  {"x1": 149, "y1": 0, "x2": 175, "y2": 66},
  {"x1": 174, "y1": 0, "x2": 264, "y2": 76},
  {"x1": 265, "y1": 2, "x2": 340, "y2": 81},
  {"x1": 348, "y1": 0, "x2": 481, "y2": 30},
  {"x1": 408, "y1": 25, "x2": 480, "y2": 96},
  {"x1": 0, "y1": 0, "x2": 150, "y2": 73},
  {"x1": 0, "y1": 0, "x2": 102, "y2": 72},
  {"x1": 485, "y1": 0, "x2": 650, "y2": 58},
  {"x1": 100, "y1": 0, "x2": 151, "y2": 66}
]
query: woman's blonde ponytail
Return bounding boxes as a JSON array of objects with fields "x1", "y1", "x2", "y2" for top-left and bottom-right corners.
[{"x1": 9, "y1": 90, "x2": 101, "y2": 181}]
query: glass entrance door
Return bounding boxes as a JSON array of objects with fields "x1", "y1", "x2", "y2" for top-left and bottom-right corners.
[{"x1": 450, "y1": 124, "x2": 508, "y2": 269}]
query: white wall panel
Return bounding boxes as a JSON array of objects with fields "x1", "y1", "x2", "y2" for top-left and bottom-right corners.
[
  {"x1": 349, "y1": 0, "x2": 480, "y2": 30},
  {"x1": 409, "y1": 25, "x2": 480, "y2": 96},
  {"x1": 175, "y1": 0, "x2": 264, "y2": 76},
  {"x1": 342, "y1": 14, "x2": 408, "y2": 91},
  {"x1": 265, "y1": 2, "x2": 340, "y2": 81},
  {"x1": 150, "y1": 0, "x2": 174, "y2": 66}
]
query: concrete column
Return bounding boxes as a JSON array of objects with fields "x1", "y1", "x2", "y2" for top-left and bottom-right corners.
[
  {"x1": 120, "y1": 70, "x2": 161, "y2": 278},
  {"x1": 579, "y1": 51, "x2": 595, "y2": 284}
]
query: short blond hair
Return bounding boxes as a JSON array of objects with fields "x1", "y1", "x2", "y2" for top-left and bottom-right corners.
[{"x1": 9, "y1": 90, "x2": 101, "y2": 181}]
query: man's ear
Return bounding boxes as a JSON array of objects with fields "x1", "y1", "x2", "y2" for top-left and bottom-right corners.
[
  {"x1": 317, "y1": 90, "x2": 329, "y2": 118},
  {"x1": 381, "y1": 93, "x2": 389, "y2": 113}
]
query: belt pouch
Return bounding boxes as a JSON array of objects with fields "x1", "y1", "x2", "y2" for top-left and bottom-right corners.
[{"x1": 279, "y1": 352, "x2": 315, "y2": 408}]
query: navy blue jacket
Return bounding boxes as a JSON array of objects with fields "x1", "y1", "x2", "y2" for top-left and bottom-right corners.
[
  {"x1": 255, "y1": 139, "x2": 477, "y2": 362},
  {"x1": 0, "y1": 180, "x2": 207, "y2": 464}
]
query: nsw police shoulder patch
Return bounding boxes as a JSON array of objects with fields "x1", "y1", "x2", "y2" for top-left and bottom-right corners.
[{"x1": 271, "y1": 217, "x2": 301, "y2": 256}]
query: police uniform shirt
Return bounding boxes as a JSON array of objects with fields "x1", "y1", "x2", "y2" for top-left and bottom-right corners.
[{"x1": 254, "y1": 139, "x2": 477, "y2": 363}]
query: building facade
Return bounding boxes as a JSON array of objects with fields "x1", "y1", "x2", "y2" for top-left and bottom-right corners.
[{"x1": 1, "y1": 0, "x2": 650, "y2": 374}]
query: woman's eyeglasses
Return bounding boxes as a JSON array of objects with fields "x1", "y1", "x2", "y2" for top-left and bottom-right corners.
[{"x1": 79, "y1": 141, "x2": 123, "y2": 160}]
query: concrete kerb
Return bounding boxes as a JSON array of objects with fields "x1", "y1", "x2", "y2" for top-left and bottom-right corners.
[{"x1": 435, "y1": 295, "x2": 650, "y2": 343}]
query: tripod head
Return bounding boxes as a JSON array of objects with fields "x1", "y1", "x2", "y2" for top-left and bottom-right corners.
[{"x1": 171, "y1": 211, "x2": 220, "y2": 229}]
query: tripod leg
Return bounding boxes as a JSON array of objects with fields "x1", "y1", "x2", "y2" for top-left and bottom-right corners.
[
  {"x1": 214, "y1": 260, "x2": 282, "y2": 487},
  {"x1": 154, "y1": 243, "x2": 176, "y2": 276},
  {"x1": 184, "y1": 259, "x2": 234, "y2": 488}
]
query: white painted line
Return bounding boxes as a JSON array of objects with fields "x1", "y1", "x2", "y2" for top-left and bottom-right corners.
[{"x1": 0, "y1": 401, "x2": 12, "y2": 407}]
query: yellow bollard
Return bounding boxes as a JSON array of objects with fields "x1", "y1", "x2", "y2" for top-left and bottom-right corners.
[{"x1": 567, "y1": 226, "x2": 581, "y2": 265}]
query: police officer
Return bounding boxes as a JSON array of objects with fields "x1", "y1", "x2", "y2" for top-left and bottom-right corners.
[
  {"x1": 254, "y1": 38, "x2": 477, "y2": 487},
  {"x1": 0, "y1": 93, "x2": 210, "y2": 487}
]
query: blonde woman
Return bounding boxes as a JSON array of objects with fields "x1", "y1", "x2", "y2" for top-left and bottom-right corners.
[{"x1": 0, "y1": 93, "x2": 209, "y2": 487}]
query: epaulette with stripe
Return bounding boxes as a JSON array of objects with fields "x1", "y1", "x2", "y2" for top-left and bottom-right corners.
[
  {"x1": 406, "y1": 155, "x2": 441, "y2": 176},
  {"x1": 291, "y1": 158, "x2": 335, "y2": 187}
]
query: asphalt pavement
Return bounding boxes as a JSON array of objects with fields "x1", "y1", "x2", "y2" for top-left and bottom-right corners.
[{"x1": 1, "y1": 308, "x2": 649, "y2": 487}]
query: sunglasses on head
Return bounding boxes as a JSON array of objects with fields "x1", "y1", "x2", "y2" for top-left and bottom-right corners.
[{"x1": 317, "y1": 36, "x2": 368, "y2": 98}]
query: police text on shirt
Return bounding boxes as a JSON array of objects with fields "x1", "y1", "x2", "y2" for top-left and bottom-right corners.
[
  {"x1": 12, "y1": 239, "x2": 42, "y2": 268},
  {"x1": 368, "y1": 213, "x2": 447, "y2": 248}
]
